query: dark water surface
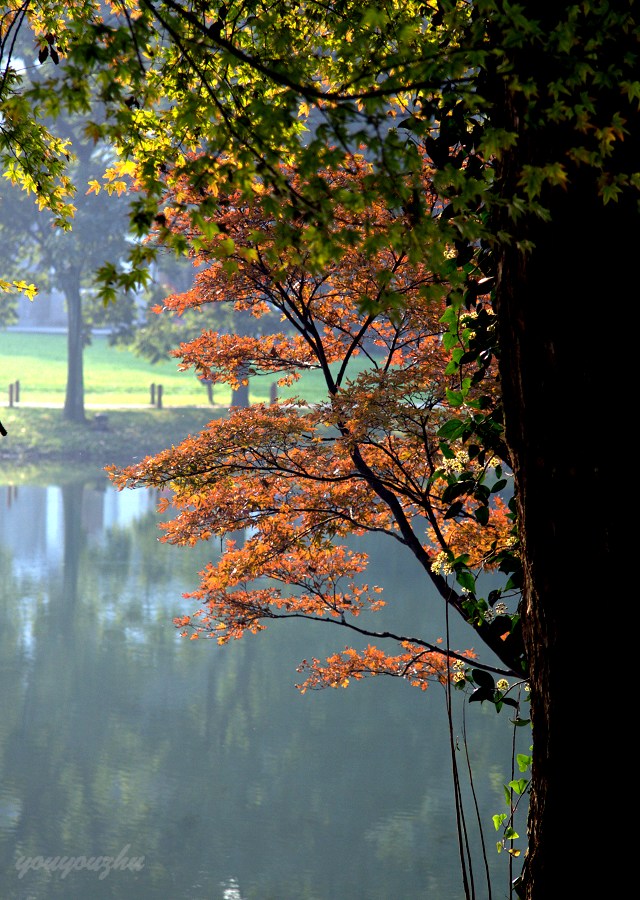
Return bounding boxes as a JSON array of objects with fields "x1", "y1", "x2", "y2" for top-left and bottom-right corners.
[{"x1": 0, "y1": 477, "x2": 527, "y2": 899}]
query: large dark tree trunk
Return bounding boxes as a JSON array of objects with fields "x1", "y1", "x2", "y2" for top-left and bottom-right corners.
[
  {"x1": 491, "y1": 7, "x2": 637, "y2": 896},
  {"x1": 495, "y1": 183, "x2": 626, "y2": 900},
  {"x1": 63, "y1": 271, "x2": 86, "y2": 423}
]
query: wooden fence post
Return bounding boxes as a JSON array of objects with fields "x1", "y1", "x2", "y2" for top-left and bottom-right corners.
[
  {"x1": 150, "y1": 383, "x2": 156, "y2": 405},
  {"x1": 156, "y1": 384, "x2": 163, "y2": 409},
  {"x1": 8, "y1": 384, "x2": 13, "y2": 408}
]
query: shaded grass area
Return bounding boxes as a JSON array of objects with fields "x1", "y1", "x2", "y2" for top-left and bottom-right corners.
[{"x1": 0, "y1": 407, "x2": 222, "y2": 476}]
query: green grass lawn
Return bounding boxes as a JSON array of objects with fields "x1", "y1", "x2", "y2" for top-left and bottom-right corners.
[
  {"x1": 0, "y1": 331, "x2": 345, "y2": 408},
  {"x1": 1, "y1": 331, "x2": 234, "y2": 406},
  {"x1": 0, "y1": 331, "x2": 376, "y2": 470}
]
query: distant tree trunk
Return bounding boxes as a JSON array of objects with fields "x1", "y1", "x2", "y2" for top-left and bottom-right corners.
[
  {"x1": 63, "y1": 271, "x2": 85, "y2": 423},
  {"x1": 203, "y1": 379, "x2": 214, "y2": 404},
  {"x1": 230, "y1": 307, "x2": 253, "y2": 408},
  {"x1": 492, "y1": 9, "x2": 635, "y2": 896},
  {"x1": 231, "y1": 375, "x2": 250, "y2": 409}
]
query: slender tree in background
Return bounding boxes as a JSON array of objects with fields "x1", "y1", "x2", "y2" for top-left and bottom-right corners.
[
  {"x1": 0, "y1": 15, "x2": 133, "y2": 421},
  {"x1": 0, "y1": 127, "x2": 132, "y2": 420},
  {"x1": 1, "y1": 2, "x2": 636, "y2": 896}
]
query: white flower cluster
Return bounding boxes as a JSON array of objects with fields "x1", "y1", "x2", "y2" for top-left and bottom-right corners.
[
  {"x1": 484, "y1": 601, "x2": 509, "y2": 622},
  {"x1": 439, "y1": 449, "x2": 470, "y2": 475},
  {"x1": 431, "y1": 551, "x2": 454, "y2": 575},
  {"x1": 451, "y1": 658, "x2": 466, "y2": 683}
]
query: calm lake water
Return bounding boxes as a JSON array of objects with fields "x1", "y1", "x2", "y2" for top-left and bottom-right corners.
[{"x1": 0, "y1": 474, "x2": 527, "y2": 899}]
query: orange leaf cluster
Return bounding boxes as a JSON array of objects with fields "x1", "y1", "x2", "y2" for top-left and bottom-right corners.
[
  {"x1": 296, "y1": 643, "x2": 478, "y2": 693},
  {"x1": 173, "y1": 542, "x2": 385, "y2": 645}
]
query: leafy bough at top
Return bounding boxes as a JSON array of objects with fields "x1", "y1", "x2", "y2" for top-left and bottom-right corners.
[
  {"x1": 8, "y1": 0, "x2": 500, "y2": 295},
  {"x1": 5, "y1": 1, "x2": 637, "y2": 296}
]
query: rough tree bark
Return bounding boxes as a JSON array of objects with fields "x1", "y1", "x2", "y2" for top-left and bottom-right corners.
[{"x1": 492, "y1": 6, "x2": 635, "y2": 895}]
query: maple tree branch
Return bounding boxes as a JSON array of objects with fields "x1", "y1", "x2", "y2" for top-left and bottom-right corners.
[
  {"x1": 0, "y1": 1, "x2": 28, "y2": 98},
  {"x1": 266, "y1": 610, "x2": 517, "y2": 678}
]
